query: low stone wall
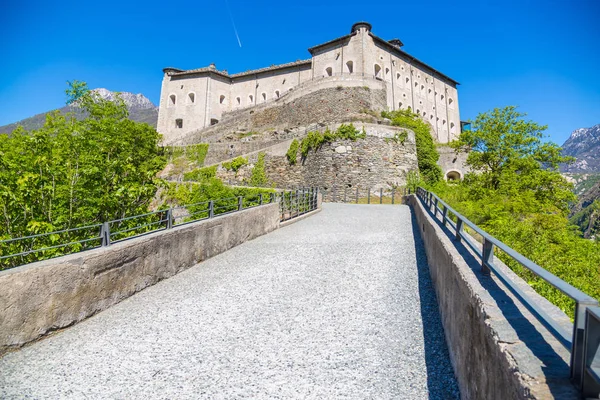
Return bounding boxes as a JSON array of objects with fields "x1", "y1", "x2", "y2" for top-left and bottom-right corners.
[
  {"x1": 406, "y1": 195, "x2": 578, "y2": 399},
  {"x1": 0, "y1": 203, "x2": 281, "y2": 355}
]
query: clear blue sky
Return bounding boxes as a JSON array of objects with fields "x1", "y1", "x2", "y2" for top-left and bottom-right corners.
[{"x1": 1, "y1": 0, "x2": 598, "y2": 144}]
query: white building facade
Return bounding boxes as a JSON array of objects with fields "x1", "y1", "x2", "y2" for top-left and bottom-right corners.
[{"x1": 158, "y1": 22, "x2": 460, "y2": 144}]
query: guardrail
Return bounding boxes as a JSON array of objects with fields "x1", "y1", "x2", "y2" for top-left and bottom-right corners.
[
  {"x1": 1, "y1": 189, "x2": 318, "y2": 270},
  {"x1": 416, "y1": 187, "x2": 600, "y2": 396},
  {"x1": 279, "y1": 187, "x2": 319, "y2": 222},
  {"x1": 319, "y1": 185, "x2": 411, "y2": 204}
]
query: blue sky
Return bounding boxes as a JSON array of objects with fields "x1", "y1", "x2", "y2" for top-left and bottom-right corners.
[{"x1": 1, "y1": 0, "x2": 598, "y2": 144}]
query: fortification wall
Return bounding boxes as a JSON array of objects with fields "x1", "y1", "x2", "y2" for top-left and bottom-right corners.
[
  {"x1": 168, "y1": 80, "x2": 387, "y2": 145},
  {"x1": 437, "y1": 145, "x2": 470, "y2": 180},
  {"x1": 216, "y1": 123, "x2": 418, "y2": 190}
]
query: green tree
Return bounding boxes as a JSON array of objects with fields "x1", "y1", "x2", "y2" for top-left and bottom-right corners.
[{"x1": 452, "y1": 106, "x2": 574, "y2": 191}]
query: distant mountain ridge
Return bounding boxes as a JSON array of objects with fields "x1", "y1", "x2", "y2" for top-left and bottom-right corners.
[
  {"x1": 0, "y1": 89, "x2": 159, "y2": 134},
  {"x1": 560, "y1": 124, "x2": 600, "y2": 173}
]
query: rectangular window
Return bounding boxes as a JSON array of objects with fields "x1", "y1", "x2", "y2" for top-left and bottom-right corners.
[{"x1": 175, "y1": 119, "x2": 183, "y2": 129}]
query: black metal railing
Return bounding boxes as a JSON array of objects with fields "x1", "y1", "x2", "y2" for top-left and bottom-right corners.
[
  {"x1": 416, "y1": 187, "x2": 600, "y2": 396},
  {"x1": 0, "y1": 192, "x2": 279, "y2": 270},
  {"x1": 277, "y1": 187, "x2": 319, "y2": 222},
  {"x1": 319, "y1": 185, "x2": 411, "y2": 204}
]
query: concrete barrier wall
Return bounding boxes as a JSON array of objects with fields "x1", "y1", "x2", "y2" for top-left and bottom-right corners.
[
  {"x1": 406, "y1": 195, "x2": 578, "y2": 399},
  {"x1": 0, "y1": 203, "x2": 281, "y2": 355}
]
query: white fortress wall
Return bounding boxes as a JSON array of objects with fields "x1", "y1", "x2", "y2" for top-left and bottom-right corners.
[{"x1": 158, "y1": 22, "x2": 461, "y2": 144}]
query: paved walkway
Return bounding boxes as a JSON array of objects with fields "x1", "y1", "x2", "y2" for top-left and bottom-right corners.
[{"x1": 0, "y1": 204, "x2": 458, "y2": 399}]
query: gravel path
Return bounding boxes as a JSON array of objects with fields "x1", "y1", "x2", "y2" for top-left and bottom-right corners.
[{"x1": 0, "y1": 204, "x2": 459, "y2": 399}]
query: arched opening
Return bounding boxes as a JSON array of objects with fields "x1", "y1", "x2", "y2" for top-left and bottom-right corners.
[
  {"x1": 396, "y1": 72, "x2": 401, "y2": 81},
  {"x1": 346, "y1": 61, "x2": 354, "y2": 73},
  {"x1": 275, "y1": 90, "x2": 280, "y2": 98},
  {"x1": 441, "y1": 94, "x2": 445, "y2": 101},
  {"x1": 220, "y1": 95, "x2": 225, "y2": 104},
  {"x1": 449, "y1": 98, "x2": 454, "y2": 105},
  {"x1": 249, "y1": 94, "x2": 254, "y2": 104},
  {"x1": 446, "y1": 170, "x2": 461, "y2": 181},
  {"x1": 262, "y1": 92, "x2": 266, "y2": 102},
  {"x1": 450, "y1": 122, "x2": 456, "y2": 134},
  {"x1": 398, "y1": 102, "x2": 403, "y2": 108},
  {"x1": 385, "y1": 67, "x2": 390, "y2": 76},
  {"x1": 421, "y1": 84, "x2": 424, "y2": 91},
  {"x1": 175, "y1": 118, "x2": 183, "y2": 129},
  {"x1": 405, "y1": 77, "x2": 409, "y2": 84},
  {"x1": 325, "y1": 67, "x2": 333, "y2": 77},
  {"x1": 236, "y1": 97, "x2": 241, "y2": 105},
  {"x1": 169, "y1": 94, "x2": 176, "y2": 106},
  {"x1": 210, "y1": 118, "x2": 219, "y2": 126},
  {"x1": 188, "y1": 92, "x2": 195, "y2": 104},
  {"x1": 374, "y1": 64, "x2": 382, "y2": 79}
]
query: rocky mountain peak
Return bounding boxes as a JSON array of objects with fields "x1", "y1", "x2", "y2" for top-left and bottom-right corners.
[
  {"x1": 90, "y1": 88, "x2": 156, "y2": 110},
  {"x1": 560, "y1": 124, "x2": 600, "y2": 173}
]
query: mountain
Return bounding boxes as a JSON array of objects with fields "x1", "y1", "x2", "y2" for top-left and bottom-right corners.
[
  {"x1": 570, "y1": 179, "x2": 600, "y2": 240},
  {"x1": 560, "y1": 124, "x2": 600, "y2": 173},
  {"x1": 0, "y1": 89, "x2": 158, "y2": 134}
]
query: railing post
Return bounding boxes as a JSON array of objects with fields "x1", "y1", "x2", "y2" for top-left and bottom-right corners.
[
  {"x1": 571, "y1": 301, "x2": 597, "y2": 388},
  {"x1": 295, "y1": 189, "x2": 299, "y2": 217},
  {"x1": 455, "y1": 218, "x2": 464, "y2": 242},
  {"x1": 380, "y1": 188, "x2": 383, "y2": 204},
  {"x1": 333, "y1": 185, "x2": 337, "y2": 203},
  {"x1": 259, "y1": 193, "x2": 263, "y2": 206},
  {"x1": 392, "y1": 188, "x2": 395, "y2": 204},
  {"x1": 209, "y1": 200, "x2": 214, "y2": 218},
  {"x1": 270, "y1": 192, "x2": 275, "y2": 204},
  {"x1": 442, "y1": 206, "x2": 448, "y2": 227},
  {"x1": 481, "y1": 238, "x2": 493, "y2": 275},
  {"x1": 434, "y1": 198, "x2": 439, "y2": 217},
  {"x1": 166, "y1": 208, "x2": 173, "y2": 229},
  {"x1": 581, "y1": 306, "x2": 600, "y2": 397},
  {"x1": 356, "y1": 187, "x2": 359, "y2": 204},
  {"x1": 238, "y1": 196, "x2": 243, "y2": 211},
  {"x1": 100, "y1": 222, "x2": 111, "y2": 247},
  {"x1": 368, "y1": 189, "x2": 371, "y2": 204},
  {"x1": 344, "y1": 187, "x2": 347, "y2": 203}
]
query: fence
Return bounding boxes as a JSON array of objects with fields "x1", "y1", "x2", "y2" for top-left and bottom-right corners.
[
  {"x1": 416, "y1": 187, "x2": 600, "y2": 397},
  {"x1": 0, "y1": 189, "x2": 319, "y2": 271},
  {"x1": 318, "y1": 185, "x2": 411, "y2": 204}
]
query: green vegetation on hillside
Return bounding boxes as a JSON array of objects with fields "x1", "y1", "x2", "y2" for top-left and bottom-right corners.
[
  {"x1": 286, "y1": 139, "x2": 299, "y2": 165},
  {"x1": 222, "y1": 156, "x2": 248, "y2": 172},
  {"x1": 0, "y1": 81, "x2": 165, "y2": 268},
  {"x1": 286, "y1": 123, "x2": 366, "y2": 164},
  {"x1": 382, "y1": 109, "x2": 442, "y2": 183},
  {"x1": 250, "y1": 152, "x2": 269, "y2": 186},
  {"x1": 427, "y1": 106, "x2": 598, "y2": 318}
]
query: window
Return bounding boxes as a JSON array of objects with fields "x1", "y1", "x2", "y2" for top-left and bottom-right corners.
[
  {"x1": 236, "y1": 97, "x2": 241, "y2": 105},
  {"x1": 403, "y1": 93, "x2": 407, "y2": 98},
  {"x1": 385, "y1": 67, "x2": 390, "y2": 76},
  {"x1": 262, "y1": 92, "x2": 266, "y2": 102},
  {"x1": 220, "y1": 95, "x2": 225, "y2": 104},
  {"x1": 346, "y1": 60, "x2": 354, "y2": 73},
  {"x1": 414, "y1": 82, "x2": 418, "y2": 87},
  {"x1": 449, "y1": 98, "x2": 454, "y2": 105},
  {"x1": 430, "y1": 114, "x2": 434, "y2": 119},
  {"x1": 396, "y1": 73, "x2": 400, "y2": 81},
  {"x1": 249, "y1": 94, "x2": 253, "y2": 104},
  {"x1": 210, "y1": 118, "x2": 219, "y2": 126},
  {"x1": 275, "y1": 90, "x2": 280, "y2": 98},
  {"x1": 175, "y1": 119, "x2": 183, "y2": 129},
  {"x1": 441, "y1": 94, "x2": 445, "y2": 101},
  {"x1": 405, "y1": 77, "x2": 409, "y2": 84},
  {"x1": 374, "y1": 64, "x2": 382, "y2": 78},
  {"x1": 428, "y1": 88, "x2": 432, "y2": 94},
  {"x1": 188, "y1": 92, "x2": 195, "y2": 104},
  {"x1": 450, "y1": 122, "x2": 456, "y2": 134},
  {"x1": 169, "y1": 94, "x2": 176, "y2": 106},
  {"x1": 325, "y1": 67, "x2": 333, "y2": 77},
  {"x1": 416, "y1": 109, "x2": 420, "y2": 114},
  {"x1": 443, "y1": 119, "x2": 447, "y2": 125}
]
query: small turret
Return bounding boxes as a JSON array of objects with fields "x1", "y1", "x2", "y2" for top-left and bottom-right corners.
[{"x1": 351, "y1": 22, "x2": 372, "y2": 33}]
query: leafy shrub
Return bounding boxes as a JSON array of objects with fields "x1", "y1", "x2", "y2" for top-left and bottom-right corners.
[
  {"x1": 286, "y1": 139, "x2": 299, "y2": 165},
  {"x1": 183, "y1": 165, "x2": 217, "y2": 181},
  {"x1": 222, "y1": 156, "x2": 248, "y2": 172},
  {"x1": 299, "y1": 123, "x2": 366, "y2": 159},
  {"x1": 382, "y1": 109, "x2": 442, "y2": 183},
  {"x1": 249, "y1": 152, "x2": 268, "y2": 186}
]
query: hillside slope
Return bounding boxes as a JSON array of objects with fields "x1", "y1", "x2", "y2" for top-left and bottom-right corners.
[{"x1": 0, "y1": 89, "x2": 158, "y2": 134}]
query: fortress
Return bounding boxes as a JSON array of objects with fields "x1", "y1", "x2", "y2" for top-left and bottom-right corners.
[{"x1": 157, "y1": 22, "x2": 461, "y2": 145}]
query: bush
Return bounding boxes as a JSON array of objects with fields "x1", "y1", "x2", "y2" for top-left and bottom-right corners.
[
  {"x1": 183, "y1": 165, "x2": 217, "y2": 181},
  {"x1": 382, "y1": 109, "x2": 442, "y2": 183},
  {"x1": 299, "y1": 123, "x2": 366, "y2": 159},
  {"x1": 249, "y1": 152, "x2": 268, "y2": 186},
  {"x1": 222, "y1": 156, "x2": 248, "y2": 172},
  {"x1": 286, "y1": 139, "x2": 299, "y2": 165}
]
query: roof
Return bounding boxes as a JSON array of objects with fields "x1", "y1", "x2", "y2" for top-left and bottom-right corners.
[
  {"x1": 369, "y1": 33, "x2": 459, "y2": 85},
  {"x1": 164, "y1": 59, "x2": 312, "y2": 80},
  {"x1": 307, "y1": 32, "x2": 357, "y2": 55}
]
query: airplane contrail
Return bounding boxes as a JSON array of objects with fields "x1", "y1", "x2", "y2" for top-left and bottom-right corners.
[{"x1": 224, "y1": 0, "x2": 242, "y2": 48}]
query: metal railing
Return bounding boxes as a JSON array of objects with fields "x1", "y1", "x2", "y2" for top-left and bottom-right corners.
[
  {"x1": 320, "y1": 185, "x2": 411, "y2": 204},
  {"x1": 0, "y1": 192, "x2": 278, "y2": 270},
  {"x1": 416, "y1": 187, "x2": 600, "y2": 395},
  {"x1": 277, "y1": 187, "x2": 319, "y2": 222}
]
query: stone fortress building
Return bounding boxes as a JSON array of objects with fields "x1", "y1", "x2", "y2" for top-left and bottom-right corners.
[{"x1": 157, "y1": 22, "x2": 461, "y2": 146}]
